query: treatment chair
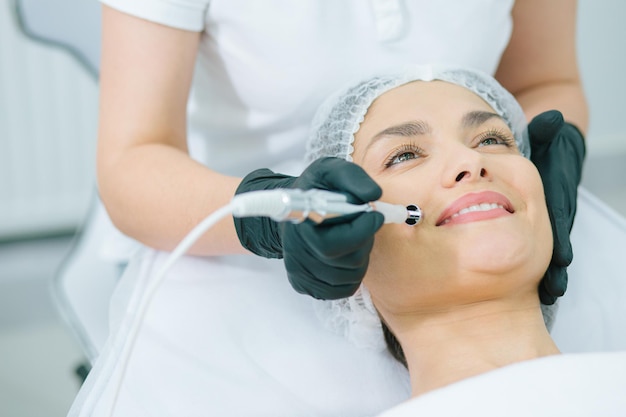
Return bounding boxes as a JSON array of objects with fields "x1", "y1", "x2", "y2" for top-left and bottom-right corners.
[
  {"x1": 13, "y1": 0, "x2": 626, "y2": 405},
  {"x1": 551, "y1": 188, "x2": 626, "y2": 352},
  {"x1": 12, "y1": 0, "x2": 119, "y2": 368}
]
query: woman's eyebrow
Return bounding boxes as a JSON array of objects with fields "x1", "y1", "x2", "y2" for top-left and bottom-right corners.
[
  {"x1": 371, "y1": 120, "x2": 432, "y2": 141},
  {"x1": 370, "y1": 111, "x2": 503, "y2": 143},
  {"x1": 461, "y1": 110, "x2": 505, "y2": 128},
  {"x1": 360, "y1": 121, "x2": 431, "y2": 160},
  {"x1": 362, "y1": 111, "x2": 505, "y2": 158}
]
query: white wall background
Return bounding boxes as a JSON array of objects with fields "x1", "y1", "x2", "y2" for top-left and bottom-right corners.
[
  {"x1": 0, "y1": 1, "x2": 99, "y2": 240},
  {"x1": 0, "y1": 0, "x2": 624, "y2": 240},
  {"x1": 577, "y1": 0, "x2": 626, "y2": 155}
]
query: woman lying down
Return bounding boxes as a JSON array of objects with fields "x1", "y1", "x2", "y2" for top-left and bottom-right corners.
[{"x1": 306, "y1": 66, "x2": 626, "y2": 416}]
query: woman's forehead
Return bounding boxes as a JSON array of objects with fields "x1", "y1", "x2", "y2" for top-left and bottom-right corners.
[
  {"x1": 360, "y1": 81, "x2": 498, "y2": 139},
  {"x1": 370, "y1": 80, "x2": 494, "y2": 115}
]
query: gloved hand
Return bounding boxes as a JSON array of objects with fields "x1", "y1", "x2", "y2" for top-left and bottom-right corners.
[
  {"x1": 234, "y1": 157, "x2": 384, "y2": 299},
  {"x1": 528, "y1": 110, "x2": 586, "y2": 305}
]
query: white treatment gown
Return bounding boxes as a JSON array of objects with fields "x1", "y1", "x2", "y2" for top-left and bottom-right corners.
[
  {"x1": 69, "y1": 1, "x2": 516, "y2": 416},
  {"x1": 375, "y1": 351, "x2": 626, "y2": 417}
]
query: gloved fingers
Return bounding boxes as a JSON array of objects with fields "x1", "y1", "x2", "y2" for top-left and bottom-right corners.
[
  {"x1": 236, "y1": 168, "x2": 295, "y2": 193},
  {"x1": 288, "y1": 273, "x2": 362, "y2": 300},
  {"x1": 551, "y1": 207, "x2": 574, "y2": 267},
  {"x1": 319, "y1": 282, "x2": 364, "y2": 300},
  {"x1": 528, "y1": 114, "x2": 585, "y2": 306},
  {"x1": 297, "y1": 212, "x2": 384, "y2": 259},
  {"x1": 321, "y1": 240, "x2": 374, "y2": 269},
  {"x1": 305, "y1": 260, "x2": 368, "y2": 287},
  {"x1": 539, "y1": 265, "x2": 568, "y2": 305},
  {"x1": 538, "y1": 287, "x2": 557, "y2": 306},
  {"x1": 284, "y1": 258, "x2": 364, "y2": 299},
  {"x1": 234, "y1": 215, "x2": 284, "y2": 258},
  {"x1": 561, "y1": 123, "x2": 587, "y2": 173},
  {"x1": 544, "y1": 178, "x2": 575, "y2": 267},
  {"x1": 283, "y1": 233, "x2": 369, "y2": 286},
  {"x1": 280, "y1": 209, "x2": 380, "y2": 300},
  {"x1": 300, "y1": 157, "x2": 382, "y2": 203},
  {"x1": 528, "y1": 110, "x2": 564, "y2": 148},
  {"x1": 282, "y1": 233, "x2": 368, "y2": 284},
  {"x1": 234, "y1": 168, "x2": 296, "y2": 259}
]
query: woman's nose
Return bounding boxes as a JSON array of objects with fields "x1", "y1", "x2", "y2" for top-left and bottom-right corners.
[
  {"x1": 442, "y1": 146, "x2": 490, "y2": 187},
  {"x1": 454, "y1": 168, "x2": 487, "y2": 182}
]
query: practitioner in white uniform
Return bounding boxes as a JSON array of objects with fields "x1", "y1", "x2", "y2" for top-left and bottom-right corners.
[{"x1": 70, "y1": 1, "x2": 587, "y2": 416}]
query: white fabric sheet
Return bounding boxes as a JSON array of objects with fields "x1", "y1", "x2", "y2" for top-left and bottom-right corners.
[
  {"x1": 377, "y1": 351, "x2": 626, "y2": 417},
  {"x1": 69, "y1": 252, "x2": 411, "y2": 416},
  {"x1": 551, "y1": 188, "x2": 626, "y2": 352}
]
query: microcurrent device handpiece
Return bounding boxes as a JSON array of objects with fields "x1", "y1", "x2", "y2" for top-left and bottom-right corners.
[{"x1": 230, "y1": 189, "x2": 422, "y2": 225}]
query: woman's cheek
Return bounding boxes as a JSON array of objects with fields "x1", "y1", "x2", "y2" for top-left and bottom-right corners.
[{"x1": 516, "y1": 161, "x2": 554, "y2": 272}]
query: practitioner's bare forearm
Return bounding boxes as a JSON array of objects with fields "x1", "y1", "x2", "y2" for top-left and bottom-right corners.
[
  {"x1": 496, "y1": 0, "x2": 588, "y2": 134},
  {"x1": 98, "y1": 6, "x2": 246, "y2": 255},
  {"x1": 98, "y1": 143, "x2": 246, "y2": 255}
]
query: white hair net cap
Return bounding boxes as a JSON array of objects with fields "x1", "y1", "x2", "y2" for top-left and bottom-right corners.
[
  {"x1": 305, "y1": 64, "x2": 530, "y2": 165},
  {"x1": 308, "y1": 65, "x2": 557, "y2": 352}
]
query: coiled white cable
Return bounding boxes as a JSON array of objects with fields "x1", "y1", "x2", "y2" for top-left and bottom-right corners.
[{"x1": 107, "y1": 203, "x2": 235, "y2": 416}]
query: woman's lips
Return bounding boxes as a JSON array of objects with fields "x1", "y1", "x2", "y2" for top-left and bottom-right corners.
[{"x1": 436, "y1": 191, "x2": 514, "y2": 226}]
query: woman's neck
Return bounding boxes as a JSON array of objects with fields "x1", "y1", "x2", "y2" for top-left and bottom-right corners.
[{"x1": 392, "y1": 296, "x2": 560, "y2": 397}]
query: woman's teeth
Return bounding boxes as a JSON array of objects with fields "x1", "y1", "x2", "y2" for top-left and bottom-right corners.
[{"x1": 442, "y1": 203, "x2": 505, "y2": 225}]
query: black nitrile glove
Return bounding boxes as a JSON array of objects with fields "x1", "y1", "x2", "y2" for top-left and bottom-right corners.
[
  {"x1": 528, "y1": 110, "x2": 586, "y2": 305},
  {"x1": 234, "y1": 157, "x2": 385, "y2": 299}
]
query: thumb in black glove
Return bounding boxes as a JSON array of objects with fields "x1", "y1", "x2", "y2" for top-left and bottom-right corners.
[
  {"x1": 234, "y1": 157, "x2": 384, "y2": 300},
  {"x1": 528, "y1": 110, "x2": 586, "y2": 305}
]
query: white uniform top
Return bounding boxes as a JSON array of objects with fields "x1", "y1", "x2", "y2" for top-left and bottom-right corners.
[
  {"x1": 72, "y1": 1, "x2": 516, "y2": 416},
  {"x1": 98, "y1": 0, "x2": 513, "y2": 176}
]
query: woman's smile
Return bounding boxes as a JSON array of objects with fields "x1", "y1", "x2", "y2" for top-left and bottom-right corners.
[{"x1": 436, "y1": 190, "x2": 514, "y2": 226}]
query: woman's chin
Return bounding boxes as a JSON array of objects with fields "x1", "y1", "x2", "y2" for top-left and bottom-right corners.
[{"x1": 454, "y1": 233, "x2": 532, "y2": 273}]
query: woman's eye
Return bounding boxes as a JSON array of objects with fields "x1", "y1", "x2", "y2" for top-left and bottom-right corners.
[
  {"x1": 395, "y1": 152, "x2": 418, "y2": 163},
  {"x1": 478, "y1": 137, "x2": 501, "y2": 146},
  {"x1": 476, "y1": 129, "x2": 516, "y2": 148},
  {"x1": 385, "y1": 145, "x2": 425, "y2": 167}
]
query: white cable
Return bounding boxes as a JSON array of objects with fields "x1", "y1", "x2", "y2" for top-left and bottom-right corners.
[
  {"x1": 107, "y1": 203, "x2": 235, "y2": 417},
  {"x1": 104, "y1": 189, "x2": 417, "y2": 415}
]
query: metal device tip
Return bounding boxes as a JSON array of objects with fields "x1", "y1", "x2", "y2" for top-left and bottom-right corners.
[{"x1": 405, "y1": 204, "x2": 422, "y2": 226}]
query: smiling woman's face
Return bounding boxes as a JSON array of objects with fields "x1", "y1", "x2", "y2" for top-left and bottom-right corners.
[{"x1": 352, "y1": 81, "x2": 553, "y2": 315}]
